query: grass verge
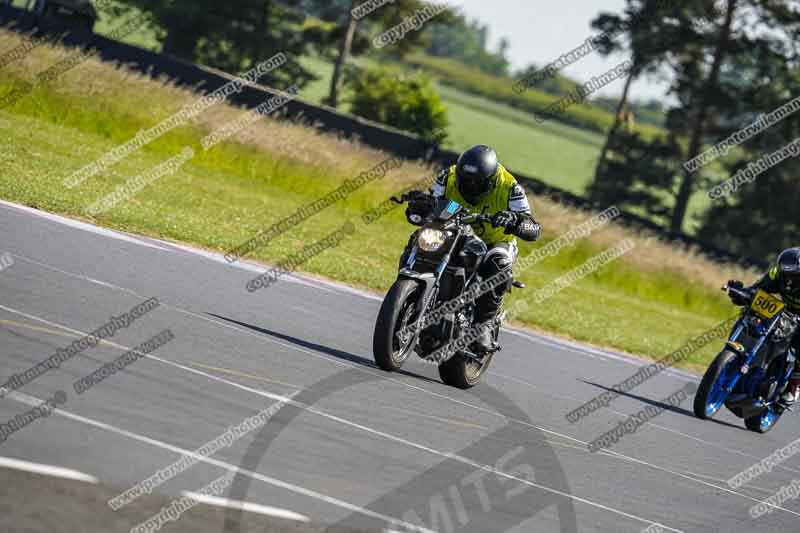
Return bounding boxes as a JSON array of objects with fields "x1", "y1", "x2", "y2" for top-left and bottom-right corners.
[{"x1": 0, "y1": 29, "x2": 757, "y2": 373}]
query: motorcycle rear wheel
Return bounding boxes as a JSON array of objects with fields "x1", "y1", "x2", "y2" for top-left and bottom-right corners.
[
  {"x1": 373, "y1": 279, "x2": 420, "y2": 371},
  {"x1": 438, "y1": 352, "x2": 494, "y2": 389},
  {"x1": 744, "y1": 407, "x2": 782, "y2": 433}
]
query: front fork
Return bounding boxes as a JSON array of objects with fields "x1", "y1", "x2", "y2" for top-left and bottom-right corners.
[{"x1": 725, "y1": 316, "x2": 793, "y2": 402}]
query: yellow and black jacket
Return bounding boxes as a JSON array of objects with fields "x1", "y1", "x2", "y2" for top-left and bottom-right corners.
[{"x1": 431, "y1": 164, "x2": 535, "y2": 247}]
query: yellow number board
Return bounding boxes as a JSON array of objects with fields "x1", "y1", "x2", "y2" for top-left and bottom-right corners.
[{"x1": 750, "y1": 289, "x2": 785, "y2": 319}]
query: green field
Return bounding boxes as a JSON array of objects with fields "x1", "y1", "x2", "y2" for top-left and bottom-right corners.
[
  {"x1": 299, "y1": 55, "x2": 714, "y2": 232},
  {"x1": 0, "y1": 30, "x2": 754, "y2": 374},
  {"x1": 6, "y1": 0, "x2": 713, "y2": 232},
  {"x1": 299, "y1": 56, "x2": 604, "y2": 195}
]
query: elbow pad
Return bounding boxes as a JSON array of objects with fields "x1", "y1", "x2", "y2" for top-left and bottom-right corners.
[{"x1": 515, "y1": 217, "x2": 540, "y2": 241}]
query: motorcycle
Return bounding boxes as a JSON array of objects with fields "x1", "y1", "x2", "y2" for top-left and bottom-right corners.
[
  {"x1": 693, "y1": 284, "x2": 799, "y2": 433},
  {"x1": 372, "y1": 193, "x2": 523, "y2": 389}
]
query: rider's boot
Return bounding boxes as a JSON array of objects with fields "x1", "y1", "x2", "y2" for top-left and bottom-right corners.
[
  {"x1": 471, "y1": 252, "x2": 512, "y2": 355},
  {"x1": 471, "y1": 321, "x2": 496, "y2": 354},
  {"x1": 778, "y1": 372, "x2": 800, "y2": 410},
  {"x1": 471, "y1": 302, "x2": 501, "y2": 355}
]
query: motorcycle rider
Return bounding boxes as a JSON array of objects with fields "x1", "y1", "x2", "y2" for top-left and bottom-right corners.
[
  {"x1": 404, "y1": 145, "x2": 541, "y2": 354},
  {"x1": 728, "y1": 247, "x2": 800, "y2": 409}
]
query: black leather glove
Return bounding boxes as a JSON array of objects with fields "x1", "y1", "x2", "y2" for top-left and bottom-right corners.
[
  {"x1": 515, "y1": 217, "x2": 541, "y2": 241},
  {"x1": 727, "y1": 280, "x2": 750, "y2": 306},
  {"x1": 405, "y1": 191, "x2": 434, "y2": 226},
  {"x1": 490, "y1": 211, "x2": 519, "y2": 233}
]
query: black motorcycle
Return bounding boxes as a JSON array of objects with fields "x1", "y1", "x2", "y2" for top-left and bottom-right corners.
[
  {"x1": 694, "y1": 284, "x2": 799, "y2": 433},
  {"x1": 372, "y1": 194, "x2": 523, "y2": 388}
]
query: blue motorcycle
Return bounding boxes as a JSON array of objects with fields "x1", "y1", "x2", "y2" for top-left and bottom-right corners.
[{"x1": 694, "y1": 284, "x2": 798, "y2": 433}]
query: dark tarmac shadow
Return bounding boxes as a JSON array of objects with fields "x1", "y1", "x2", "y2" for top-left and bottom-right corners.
[
  {"x1": 207, "y1": 312, "x2": 443, "y2": 385},
  {"x1": 579, "y1": 379, "x2": 746, "y2": 431}
]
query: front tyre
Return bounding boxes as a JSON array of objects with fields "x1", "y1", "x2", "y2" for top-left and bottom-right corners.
[
  {"x1": 373, "y1": 279, "x2": 420, "y2": 371},
  {"x1": 694, "y1": 350, "x2": 739, "y2": 419}
]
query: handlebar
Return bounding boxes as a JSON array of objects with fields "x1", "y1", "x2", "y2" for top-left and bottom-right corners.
[
  {"x1": 389, "y1": 192, "x2": 496, "y2": 226},
  {"x1": 722, "y1": 284, "x2": 754, "y2": 302},
  {"x1": 462, "y1": 213, "x2": 492, "y2": 225}
]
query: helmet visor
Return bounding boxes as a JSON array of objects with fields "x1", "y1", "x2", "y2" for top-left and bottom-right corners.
[{"x1": 457, "y1": 170, "x2": 493, "y2": 200}]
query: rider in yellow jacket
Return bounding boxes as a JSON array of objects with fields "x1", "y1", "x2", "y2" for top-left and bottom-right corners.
[{"x1": 406, "y1": 145, "x2": 540, "y2": 353}]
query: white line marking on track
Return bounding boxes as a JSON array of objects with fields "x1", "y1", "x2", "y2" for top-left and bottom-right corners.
[
  {"x1": 488, "y1": 371, "x2": 800, "y2": 477},
  {"x1": 1, "y1": 291, "x2": 796, "y2": 523},
  {"x1": 0, "y1": 456, "x2": 98, "y2": 483},
  {"x1": 3, "y1": 389, "x2": 436, "y2": 533},
  {"x1": 502, "y1": 328, "x2": 700, "y2": 381},
  {"x1": 179, "y1": 492, "x2": 310, "y2": 522},
  {"x1": 0, "y1": 200, "x2": 169, "y2": 252},
  {"x1": 4, "y1": 219, "x2": 799, "y2": 518},
  {"x1": 0, "y1": 305, "x2": 686, "y2": 532},
  {"x1": 0, "y1": 198, "x2": 666, "y2": 362}
]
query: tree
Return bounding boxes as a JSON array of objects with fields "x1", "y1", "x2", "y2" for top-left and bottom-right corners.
[
  {"x1": 587, "y1": 130, "x2": 684, "y2": 226},
  {"x1": 696, "y1": 25, "x2": 800, "y2": 258},
  {"x1": 588, "y1": 0, "x2": 715, "y2": 191},
  {"x1": 671, "y1": 0, "x2": 739, "y2": 232},
  {"x1": 425, "y1": 16, "x2": 511, "y2": 76},
  {"x1": 346, "y1": 65, "x2": 449, "y2": 143},
  {"x1": 115, "y1": 0, "x2": 316, "y2": 88},
  {"x1": 301, "y1": 0, "x2": 457, "y2": 107},
  {"x1": 586, "y1": 0, "x2": 800, "y2": 239}
]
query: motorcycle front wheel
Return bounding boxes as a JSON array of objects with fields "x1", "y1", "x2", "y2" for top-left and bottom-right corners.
[
  {"x1": 373, "y1": 279, "x2": 421, "y2": 371},
  {"x1": 693, "y1": 350, "x2": 739, "y2": 419}
]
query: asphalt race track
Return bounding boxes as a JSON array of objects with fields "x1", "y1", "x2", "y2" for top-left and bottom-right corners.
[{"x1": 1, "y1": 198, "x2": 799, "y2": 533}]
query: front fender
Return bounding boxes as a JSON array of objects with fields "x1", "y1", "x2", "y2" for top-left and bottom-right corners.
[{"x1": 398, "y1": 269, "x2": 436, "y2": 307}]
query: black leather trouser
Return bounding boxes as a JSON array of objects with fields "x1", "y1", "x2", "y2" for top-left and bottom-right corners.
[
  {"x1": 398, "y1": 236, "x2": 516, "y2": 324},
  {"x1": 474, "y1": 241, "x2": 516, "y2": 324}
]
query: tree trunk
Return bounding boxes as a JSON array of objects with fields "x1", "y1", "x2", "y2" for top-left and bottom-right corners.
[
  {"x1": 328, "y1": 1, "x2": 358, "y2": 108},
  {"x1": 593, "y1": 70, "x2": 634, "y2": 186},
  {"x1": 670, "y1": 0, "x2": 737, "y2": 233}
]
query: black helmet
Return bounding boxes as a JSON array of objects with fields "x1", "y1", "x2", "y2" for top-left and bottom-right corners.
[
  {"x1": 777, "y1": 248, "x2": 800, "y2": 296},
  {"x1": 456, "y1": 145, "x2": 499, "y2": 203}
]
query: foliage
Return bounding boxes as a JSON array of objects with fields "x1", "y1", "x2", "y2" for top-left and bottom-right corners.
[
  {"x1": 698, "y1": 168, "x2": 800, "y2": 263},
  {"x1": 592, "y1": 96, "x2": 666, "y2": 128},
  {"x1": 588, "y1": 131, "x2": 683, "y2": 226},
  {"x1": 586, "y1": 0, "x2": 800, "y2": 235},
  {"x1": 298, "y1": 0, "x2": 457, "y2": 57},
  {"x1": 424, "y1": 16, "x2": 510, "y2": 76},
  {"x1": 113, "y1": 0, "x2": 316, "y2": 88},
  {"x1": 407, "y1": 54, "x2": 665, "y2": 140},
  {"x1": 345, "y1": 65, "x2": 448, "y2": 143},
  {"x1": 0, "y1": 27, "x2": 758, "y2": 367}
]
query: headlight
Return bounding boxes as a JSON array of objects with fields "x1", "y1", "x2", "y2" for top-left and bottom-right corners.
[{"x1": 418, "y1": 228, "x2": 447, "y2": 252}]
